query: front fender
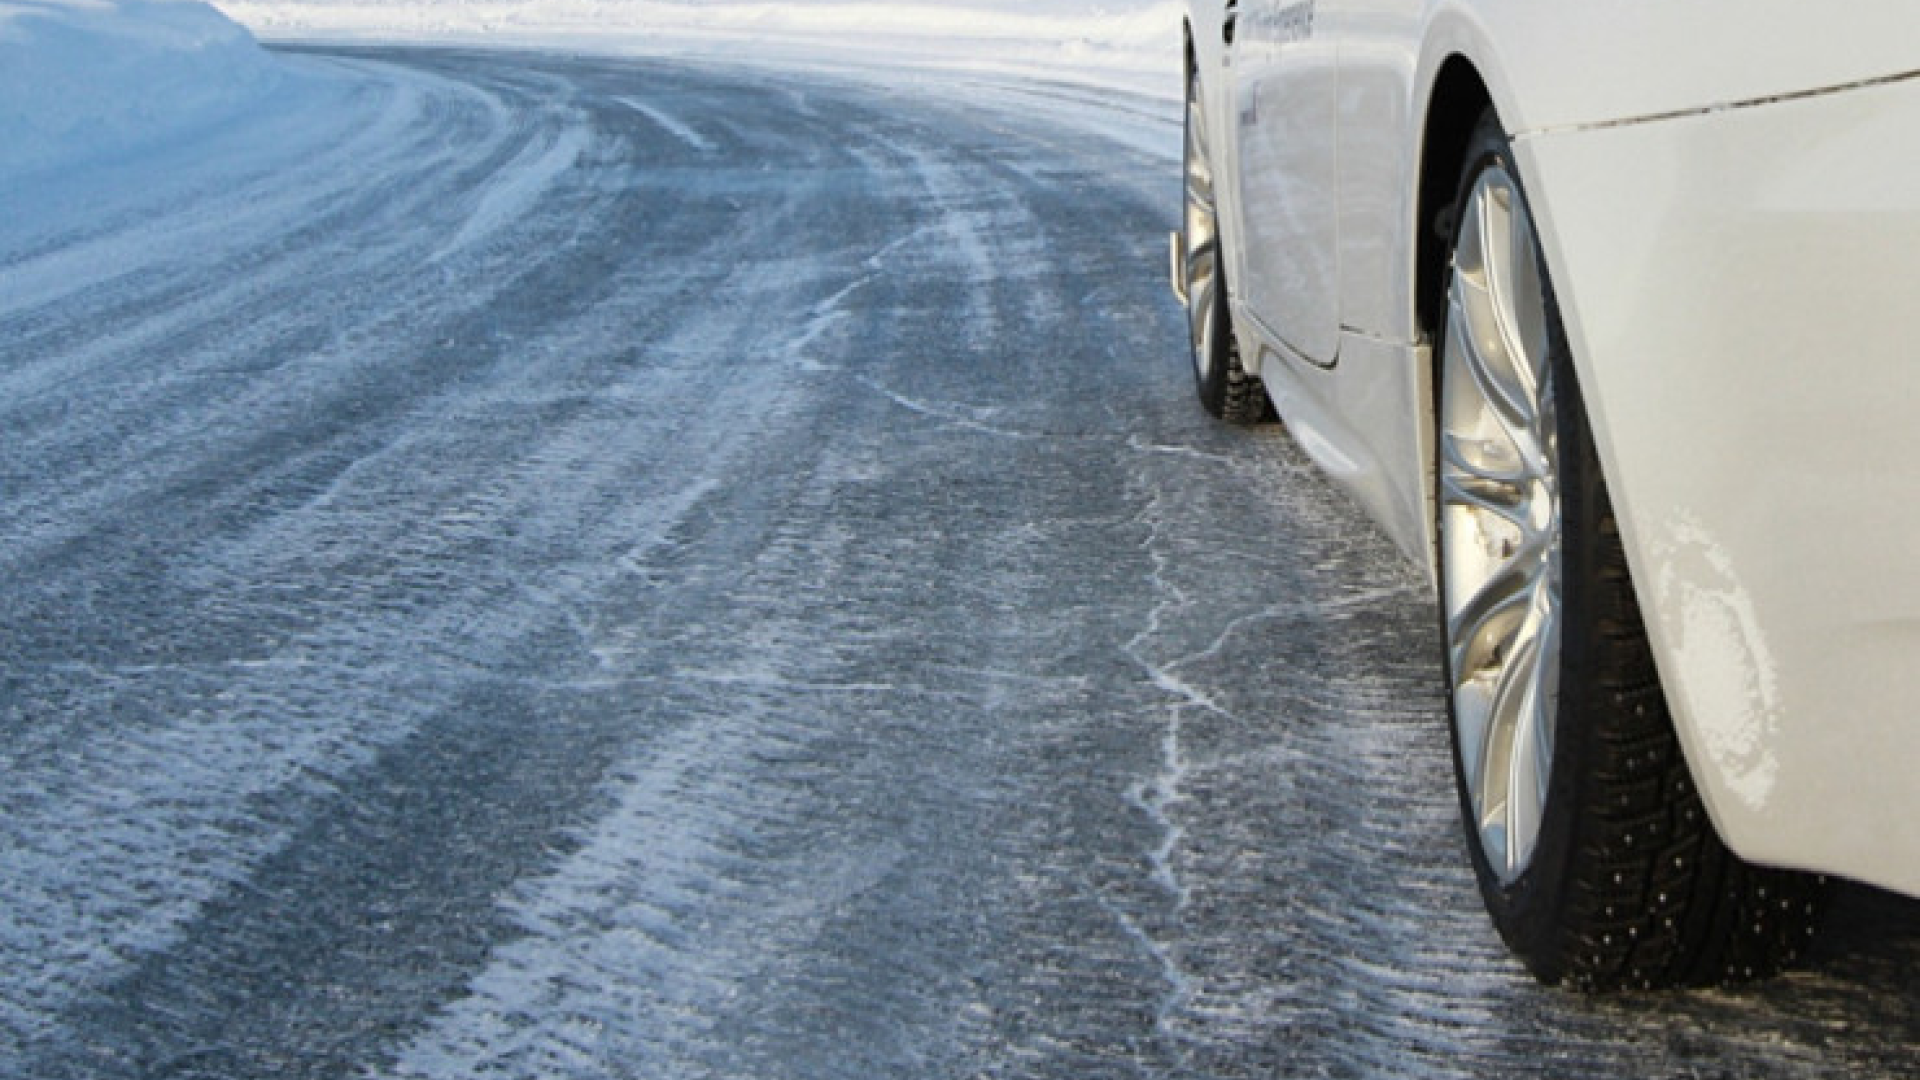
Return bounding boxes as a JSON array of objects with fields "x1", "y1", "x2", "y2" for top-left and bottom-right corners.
[{"x1": 1422, "y1": 0, "x2": 1920, "y2": 135}]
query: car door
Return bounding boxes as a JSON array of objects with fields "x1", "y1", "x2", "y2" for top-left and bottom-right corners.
[{"x1": 1228, "y1": 0, "x2": 1341, "y2": 367}]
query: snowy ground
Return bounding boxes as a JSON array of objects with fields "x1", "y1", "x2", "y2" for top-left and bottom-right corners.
[
  {"x1": 211, "y1": 0, "x2": 1184, "y2": 96},
  {"x1": 0, "y1": 0, "x2": 1179, "y2": 195},
  {"x1": 0, "y1": 1, "x2": 292, "y2": 184}
]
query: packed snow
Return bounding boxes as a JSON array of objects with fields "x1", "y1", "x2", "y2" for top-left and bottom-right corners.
[
  {"x1": 0, "y1": 0, "x2": 1179, "y2": 197},
  {"x1": 0, "y1": 0, "x2": 295, "y2": 183},
  {"x1": 214, "y1": 0, "x2": 1183, "y2": 91}
]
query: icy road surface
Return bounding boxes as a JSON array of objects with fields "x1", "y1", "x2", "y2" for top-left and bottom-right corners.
[{"x1": 3, "y1": 48, "x2": 1916, "y2": 1079}]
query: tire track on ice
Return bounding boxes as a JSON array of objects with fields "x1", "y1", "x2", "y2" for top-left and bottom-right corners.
[{"x1": 3, "y1": 54, "x2": 665, "y2": 1074}]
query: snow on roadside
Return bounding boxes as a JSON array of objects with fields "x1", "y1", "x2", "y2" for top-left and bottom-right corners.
[
  {"x1": 0, "y1": 0, "x2": 300, "y2": 183},
  {"x1": 0, "y1": 0, "x2": 1180, "y2": 194},
  {"x1": 211, "y1": 0, "x2": 1185, "y2": 99}
]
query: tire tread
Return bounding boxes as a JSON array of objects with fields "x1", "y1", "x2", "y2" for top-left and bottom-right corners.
[
  {"x1": 1554, "y1": 499, "x2": 1822, "y2": 991},
  {"x1": 1209, "y1": 336, "x2": 1271, "y2": 425},
  {"x1": 1440, "y1": 109, "x2": 1823, "y2": 993}
]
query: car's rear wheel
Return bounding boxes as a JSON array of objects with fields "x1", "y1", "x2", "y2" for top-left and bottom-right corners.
[
  {"x1": 1436, "y1": 111, "x2": 1823, "y2": 990},
  {"x1": 1182, "y1": 62, "x2": 1266, "y2": 424}
]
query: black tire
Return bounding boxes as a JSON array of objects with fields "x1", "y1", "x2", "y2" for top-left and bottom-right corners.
[
  {"x1": 1182, "y1": 63, "x2": 1269, "y2": 425},
  {"x1": 1436, "y1": 110, "x2": 1824, "y2": 991}
]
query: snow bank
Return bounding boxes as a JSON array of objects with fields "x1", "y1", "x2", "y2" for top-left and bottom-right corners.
[
  {"x1": 0, "y1": 0, "x2": 1182, "y2": 195},
  {"x1": 0, "y1": 0, "x2": 291, "y2": 181},
  {"x1": 213, "y1": 0, "x2": 1183, "y2": 96},
  {"x1": 213, "y1": 0, "x2": 1177, "y2": 46}
]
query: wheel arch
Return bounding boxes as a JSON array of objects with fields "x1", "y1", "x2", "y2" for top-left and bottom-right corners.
[
  {"x1": 1410, "y1": 47, "x2": 1758, "y2": 895},
  {"x1": 1413, "y1": 56, "x2": 1493, "y2": 347}
]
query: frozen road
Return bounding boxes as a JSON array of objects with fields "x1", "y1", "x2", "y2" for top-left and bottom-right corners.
[{"x1": 2, "y1": 47, "x2": 1916, "y2": 1079}]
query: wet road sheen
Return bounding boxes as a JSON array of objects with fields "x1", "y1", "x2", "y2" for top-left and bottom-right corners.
[{"x1": 2, "y1": 48, "x2": 1916, "y2": 1079}]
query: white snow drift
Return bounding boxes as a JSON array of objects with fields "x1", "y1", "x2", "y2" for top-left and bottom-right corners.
[
  {"x1": 0, "y1": 0, "x2": 1180, "y2": 188},
  {"x1": 0, "y1": 0, "x2": 297, "y2": 182},
  {"x1": 214, "y1": 0, "x2": 1182, "y2": 93}
]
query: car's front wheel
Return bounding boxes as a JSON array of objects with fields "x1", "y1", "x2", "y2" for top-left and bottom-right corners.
[
  {"x1": 1435, "y1": 110, "x2": 1823, "y2": 990},
  {"x1": 1182, "y1": 62, "x2": 1266, "y2": 424}
]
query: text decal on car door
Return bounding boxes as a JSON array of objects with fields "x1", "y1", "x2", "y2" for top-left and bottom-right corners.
[{"x1": 1249, "y1": 0, "x2": 1316, "y2": 45}]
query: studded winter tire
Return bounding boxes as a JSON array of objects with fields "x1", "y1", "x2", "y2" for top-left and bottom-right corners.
[
  {"x1": 1435, "y1": 110, "x2": 1824, "y2": 991},
  {"x1": 1181, "y1": 62, "x2": 1268, "y2": 425}
]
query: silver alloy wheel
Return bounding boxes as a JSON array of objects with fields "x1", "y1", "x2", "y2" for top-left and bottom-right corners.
[
  {"x1": 1439, "y1": 165, "x2": 1562, "y2": 885},
  {"x1": 1183, "y1": 70, "x2": 1221, "y2": 380}
]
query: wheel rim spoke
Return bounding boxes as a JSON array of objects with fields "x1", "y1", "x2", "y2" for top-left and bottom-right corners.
[
  {"x1": 1189, "y1": 271, "x2": 1216, "y2": 362},
  {"x1": 1450, "y1": 269, "x2": 1551, "y2": 483},
  {"x1": 1439, "y1": 433, "x2": 1530, "y2": 528},
  {"x1": 1446, "y1": 542, "x2": 1538, "y2": 678},
  {"x1": 1186, "y1": 105, "x2": 1213, "y2": 207},
  {"x1": 1440, "y1": 165, "x2": 1563, "y2": 885},
  {"x1": 1455, "y1": 204, "x2": 1532, "y2": 427},
  {"x1": 1490, "y1": 594, "x2": 1548, "y2": 877},
  {"x1": 1184, "y1": 76, "x2": 1220, "y2": 378},
  {"x1": 1186, "y1": 232, "x2": 1217, "y2": 348}
]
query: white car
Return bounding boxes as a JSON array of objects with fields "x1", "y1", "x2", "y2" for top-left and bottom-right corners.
[{"x1": 1172, "y1": 0, "x2": 1920, "y2": 989}]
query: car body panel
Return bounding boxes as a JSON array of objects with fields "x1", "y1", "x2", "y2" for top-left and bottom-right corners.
[
  {"x1": 1434, "y1": 1, "x2": 1920, "y2": 134},
  {"x1": 1256, "y1": 333, "x2": 1434, "y2": 570},
  {"x1": 1519, "y1": 77, "x2": 1920, "y2": 896},
  {"x1": 1333, "y1": 23, "x2": 1419, "y2": 343},
  {"x1": 1184, "y1": 0, "x2": 1920, "y2": 896},
  {"x1": 1229, "y1": 4, "x2": 1342, "y2": 366}
]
